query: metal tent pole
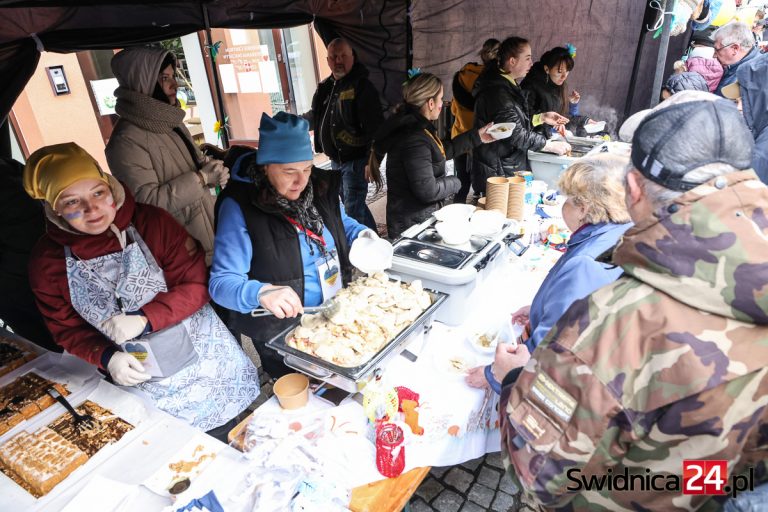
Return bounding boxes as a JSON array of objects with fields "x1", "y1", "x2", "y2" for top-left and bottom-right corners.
[
  {"x1": 202, "y1": 3, "x2": 229, "y2": 148},
  {"x1": 650, "y1": 0, "x2": 677, "y2": 108}
]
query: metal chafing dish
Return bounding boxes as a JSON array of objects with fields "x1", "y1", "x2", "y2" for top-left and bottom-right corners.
[{"x1": 266, "y1": 286, "x2": 448, "y2": 392}]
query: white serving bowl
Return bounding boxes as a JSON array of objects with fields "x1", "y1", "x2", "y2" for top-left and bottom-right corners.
[
  {"x1": 435, "y1": 220, "x2": 472, "y2": 245},
  {"x1": 470, "y1": 209, "x2": 505, "y2": 236},
  {"x1": 434, "y1": 203, "x2": 476, "y2": 223},
  {"x1": 349, "y1": 237, "x2": 394, "y2": 274}
]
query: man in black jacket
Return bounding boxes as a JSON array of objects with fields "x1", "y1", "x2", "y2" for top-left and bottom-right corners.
[{"x1": 308, "y1": 38, "x2": 382, "y2": 231}]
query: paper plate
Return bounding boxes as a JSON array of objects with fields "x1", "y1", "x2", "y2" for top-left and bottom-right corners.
[{"x1": 488, "y1": 122, "x2": 515, "y2": 140}]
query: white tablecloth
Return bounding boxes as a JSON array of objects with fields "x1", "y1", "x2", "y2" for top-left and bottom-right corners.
[
  {"x1": 243, "y1": 248, "x2": 559, "y2": 489},
  {"x1": 0, "y1": 246, "x2": 562, "y2": 511}
]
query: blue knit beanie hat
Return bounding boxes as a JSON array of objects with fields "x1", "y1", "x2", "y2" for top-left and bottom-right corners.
[{"x1": 256, "y1": 111, "x2": 314, "y2": 165}]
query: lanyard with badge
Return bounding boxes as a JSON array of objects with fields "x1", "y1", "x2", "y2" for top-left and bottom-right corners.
[{"x1": 284, "y1": 216, "x2": 342, "y2": 301}]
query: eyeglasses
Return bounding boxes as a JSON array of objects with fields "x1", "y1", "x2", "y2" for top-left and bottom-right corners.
[{"x1": 714, "y1": 43, "x2": 737, "y2": 54}]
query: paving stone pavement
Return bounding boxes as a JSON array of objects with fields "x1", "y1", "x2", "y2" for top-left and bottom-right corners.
[{"x1": 409, "y1": 453, "x2": 531, "y2": 512}]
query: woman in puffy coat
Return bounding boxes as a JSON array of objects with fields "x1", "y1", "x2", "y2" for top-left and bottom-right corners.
[
  {"x1": 105, "y1": 47, "x2": 229, "y2": 265},
  {"x1": 368, "y1": 72, "x2": 493, "y2": 238},
  {"x1": 521, "y1": 46, "x2": 597, "y2": 137},
  {"x1": 472, "y1": 37, "x2": 570, "y2": 194},
  {"x1": 25, "y1": 143, "x2": 259, "y2": 440}
]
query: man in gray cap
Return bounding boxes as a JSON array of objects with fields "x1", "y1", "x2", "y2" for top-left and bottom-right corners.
[{"x1": 499, "y1": 94, "x2": 768, "y2": 510}]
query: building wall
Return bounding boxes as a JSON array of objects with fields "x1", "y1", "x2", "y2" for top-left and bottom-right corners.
[{"x1": 12, "y1": 52, "x2": 109, "y2": 171}]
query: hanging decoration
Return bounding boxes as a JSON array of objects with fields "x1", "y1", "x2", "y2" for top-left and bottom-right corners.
[
  {"x1": 205, "y1": 41, "x2": 223, "y2": 63},
  {"x1": 403, "y1": 67, "x2": 423, "y2": 85},
  {"x1": 213, "y1": 116, "x2": 229, "y2": 144}
]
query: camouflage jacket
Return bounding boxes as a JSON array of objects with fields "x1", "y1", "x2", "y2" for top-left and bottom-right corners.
[{"x1": 500, "y1": 171, "x2": 768, "y2": 511}]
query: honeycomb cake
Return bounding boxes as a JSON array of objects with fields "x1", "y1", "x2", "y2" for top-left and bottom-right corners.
[
  {"x1": 0, "y1": 427, "x2": 88, "y2": 497},
  {"x1": 0, "y1": 336, "x2": 37, "y2": 378},
  {"x1": 0, "y1": 373, "x2": 69, "y2": 436},
  {"x1": 48, "y1": 400, "x2": 134, "y2": 457}
]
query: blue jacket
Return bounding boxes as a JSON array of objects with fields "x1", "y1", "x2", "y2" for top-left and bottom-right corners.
[
  {"x1": 526, "y1": 222, "x2": 631, "y2": 352},
  {"x1": 209, "y1": 155, "x2": 367, "y2": 313},
  {"x1": 735, "y1": 53, "x2": 768, "y2": 183},
  {"x1": 716, "y1": 46, "x2": 760, "y2": 96}
]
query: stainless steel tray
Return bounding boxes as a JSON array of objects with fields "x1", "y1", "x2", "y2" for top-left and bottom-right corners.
[{"x1": 266, "y1": 286, "x2": 448, "y2": 392}]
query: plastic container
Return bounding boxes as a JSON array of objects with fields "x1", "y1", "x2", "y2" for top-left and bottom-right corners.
[
  {"x1": 527, "y1": 151, "x2": 575, "y2": 189},
  {"x1": 273, "y1": 373, "x2": 309, "y2": 409}
]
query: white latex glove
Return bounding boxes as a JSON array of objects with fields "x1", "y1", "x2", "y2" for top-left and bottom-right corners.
[
  {"x1": 107, "y1": 352, "x2": 151, "y2": 386},
  {"x1": 214, "y1": 165, "x2": 230, "y2": 188},
  {"x1": 199, "y1": 159, "x2": 225, "y2": 186},
  {"x1": 357, "y1": 228, "x2": 379, "y2": 240},
  {"x1": 542, "y1": 140, "x2": 571, "y2": 156},
  {"x1": 258, "y1": 285, "x2": 304, "y2": 319},
  {"x1": 101, "y1": 313, "x2": 148, "y2": 344}
]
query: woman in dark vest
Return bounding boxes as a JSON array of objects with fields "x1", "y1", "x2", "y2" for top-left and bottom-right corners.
[{"x1": 210, "y1": 112, "x2": 374, "y2": 378}]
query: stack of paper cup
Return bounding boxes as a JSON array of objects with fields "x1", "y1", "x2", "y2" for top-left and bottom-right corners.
[
  {"x1": 507, "y1": 176, "x2": 526, "y2": 220},
  {"x1": 477, "y1": 197, "x2": 486, "y2": 210},
  {"x1": 486, "y1": 177, "x2": 509, "y2": 214}
]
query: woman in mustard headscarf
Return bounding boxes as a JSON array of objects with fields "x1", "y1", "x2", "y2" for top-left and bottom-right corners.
[{"x1": 24, "y1": 143, "x2": 259, "y2": 440}]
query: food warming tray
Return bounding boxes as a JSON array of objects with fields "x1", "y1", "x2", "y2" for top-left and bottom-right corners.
[{"x1": 266, "y1": 287, "x2": 448, "y2": 392}]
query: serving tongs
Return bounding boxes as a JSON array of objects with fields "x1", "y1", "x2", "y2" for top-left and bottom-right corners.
[
  {"x1": 251, "y1": 298, "x2": 341, "y2": 318},
  {"x1": 47, "y1": 387, "x2": 96, "y2": 432}
]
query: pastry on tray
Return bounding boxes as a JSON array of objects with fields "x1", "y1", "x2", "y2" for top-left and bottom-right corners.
[
  {"x1": 0, "y1": 427, "x2": 88, "y2": 497},
  {"x1": 0, "y1": 373, "x2": 69, "y2": 436},
  {"x1": 48, "y1": 400, "x2": 134, "y2": 457},
  {"x1": 0, "y1": 335, "x2": 37, "y2": 378},
  {"x1": 287, "y1": 272, "x2": 432, "y2": 367}
]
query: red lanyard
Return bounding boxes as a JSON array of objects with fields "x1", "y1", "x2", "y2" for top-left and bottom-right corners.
[{"x1": 284, "y1": 216, "x2": 326, "y2": 248}]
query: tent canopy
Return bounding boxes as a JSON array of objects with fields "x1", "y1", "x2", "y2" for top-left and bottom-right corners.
[
  {"x1": 0, "y1": 0, "x2": 685, "y2": 142},
  {"x1": 0, "y1": 0, "x2": 408, "y2": 120}
]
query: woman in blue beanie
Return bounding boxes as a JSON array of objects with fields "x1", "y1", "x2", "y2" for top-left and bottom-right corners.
[{"x1": 209, "y1": 112, "x2": 373, "y2": 378}]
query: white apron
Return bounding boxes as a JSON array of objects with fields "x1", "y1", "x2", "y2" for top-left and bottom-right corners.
[{"x1": 65, "y1": 225, "x2": 259, "y2": 430}]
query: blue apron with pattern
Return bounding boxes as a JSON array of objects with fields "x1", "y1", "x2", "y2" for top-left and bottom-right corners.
[{"x1": 65, "y1": 225, "x2": 260, "y2": 430}]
